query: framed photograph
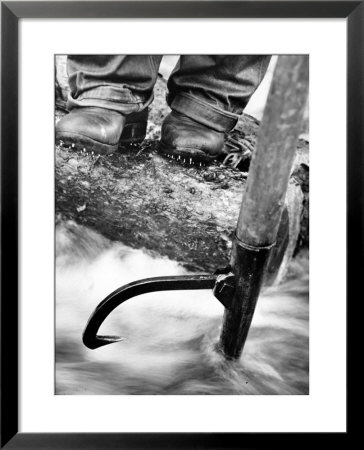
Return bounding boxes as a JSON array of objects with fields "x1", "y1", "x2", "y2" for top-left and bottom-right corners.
[{"x1": 1, "y1": 1, "x2": 360, "y2": 448}]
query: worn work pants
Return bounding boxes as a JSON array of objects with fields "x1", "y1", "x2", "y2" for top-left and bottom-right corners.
[{"x1": 67, "y1": 55, "x2": 271, "y2": 132}]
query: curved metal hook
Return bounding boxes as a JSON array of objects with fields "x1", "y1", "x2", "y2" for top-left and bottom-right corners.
[{"x1": 82, "y1": 274, "x2": 218, "y2": 349}]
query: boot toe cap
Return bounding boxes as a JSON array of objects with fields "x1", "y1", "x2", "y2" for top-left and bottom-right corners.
[
  {"x1": 56, "y1": 108, "x2": 125, "y2": 146},
  {"x1": 160, "y1": 112, "x2": 225, "y2": 161}
]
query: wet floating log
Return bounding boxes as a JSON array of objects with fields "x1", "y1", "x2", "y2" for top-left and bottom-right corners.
[{"x1": 56, "y1": 136, "x2": 307, "y2": 283}]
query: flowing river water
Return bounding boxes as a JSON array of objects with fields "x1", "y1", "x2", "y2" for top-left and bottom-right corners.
[{"x1": 56, "y1": 221, "x2": 309, "y2": 395}]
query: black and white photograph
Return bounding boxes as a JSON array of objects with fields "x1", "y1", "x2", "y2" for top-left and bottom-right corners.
[{"x1": 55, "y1": 54, "x2": 309, "y2": 396}]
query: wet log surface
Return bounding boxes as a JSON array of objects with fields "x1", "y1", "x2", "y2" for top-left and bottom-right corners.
[{"x1": 55, "y1": 58, "x2": 309, "y2": 280}]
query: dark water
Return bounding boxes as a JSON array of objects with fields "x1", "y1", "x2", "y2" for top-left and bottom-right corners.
[{"x1": 56, "y1": 221, "x2": 309, "y2": 395}]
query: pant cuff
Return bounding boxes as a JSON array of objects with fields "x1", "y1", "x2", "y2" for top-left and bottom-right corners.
[
  {"x1": 168, "y1": 92, "x2": 238, "y2": 132},
  {"x1": 67, "y1": 86, "x2": 153, "y2": 115}
]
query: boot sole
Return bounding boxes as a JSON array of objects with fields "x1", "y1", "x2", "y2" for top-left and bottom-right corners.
[
  {"x1": 158, "y1": 141, "x2": 219, "y2": 164},
  {"x1": 56, "y1": 131, "x2": 118, "y2": 155}
]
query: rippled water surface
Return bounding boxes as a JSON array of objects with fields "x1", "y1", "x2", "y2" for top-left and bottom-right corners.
[{"x1": 56, "y1": 221, "x2": 309, "y2": 395}]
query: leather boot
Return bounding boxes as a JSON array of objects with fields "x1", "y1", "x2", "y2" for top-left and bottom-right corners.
[
  {"x1": 56, "y1": 107, "x2": 148, "y2": 155},
  {"x1": 159, "y1": 111, "x2": 225, "y2": 164}
]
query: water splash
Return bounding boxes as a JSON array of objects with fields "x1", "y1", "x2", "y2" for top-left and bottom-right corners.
[{"x1": 56, "y1": 220, "x2": 308, "y2": 395}]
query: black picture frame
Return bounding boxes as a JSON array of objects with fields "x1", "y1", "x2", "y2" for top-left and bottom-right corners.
[{"x1": 1, "y1": 1, "x2": 360, "y2": 448}]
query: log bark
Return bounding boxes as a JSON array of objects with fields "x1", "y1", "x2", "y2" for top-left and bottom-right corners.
[{"x1": 55, "y1": 56, "x2": 309, "y2": 283}]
